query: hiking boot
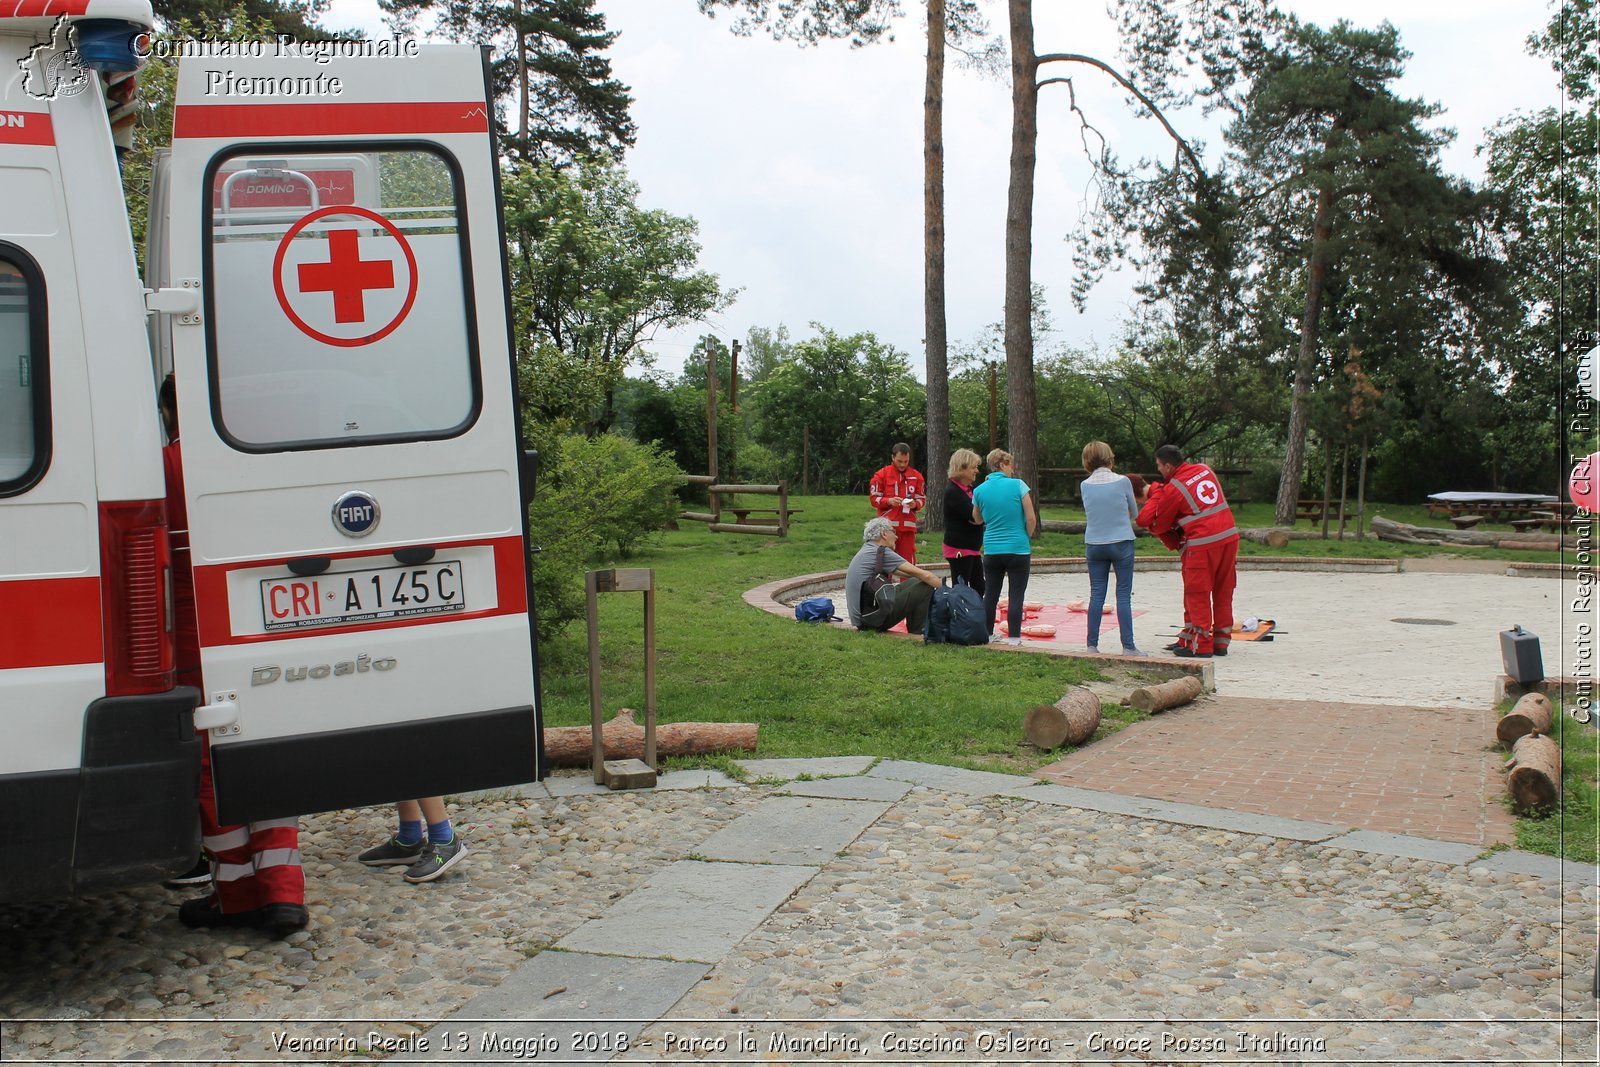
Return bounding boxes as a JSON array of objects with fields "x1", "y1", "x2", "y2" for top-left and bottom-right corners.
[
  {"x1": 178, "y1": 895, "x2": 258, "y2": 929},
  {"x1": 1212, "y1": 645, "x2": 1229, "y2": 657},
  {"x1": 259, "y1": 903, "x2": 309, "y2": 937},
  {"x1": 358, "y1": 835, "x2": 426, "y2": 867},
  {"x1": 162, "y1": 856, "x2": 212, "y2": 889},
  {"x1": 1173, "y1": 647, "x2": 1211, "y2": 658},
  {"x1": 403, "y1": 835, "x2": 468, "y2": 884}
]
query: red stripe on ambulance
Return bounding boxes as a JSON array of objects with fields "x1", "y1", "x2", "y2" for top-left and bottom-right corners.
[
  {"x1": 192, "y1": 535, "x2": 527, "y2": 647},
  {"x1": 0, "y1": 111, "x2": 52, "y2": 145},
  {"x1": 4, "y1": 1, "x2": 90, "y2": 17},
  {"x1": 173, "y1": 102, "x2": 490, "y2": 139},
  {"x1": 0, "y1": 576, "x2": 101, "y2": 668}
]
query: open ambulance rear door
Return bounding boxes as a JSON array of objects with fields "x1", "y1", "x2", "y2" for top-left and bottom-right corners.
[{"x1": 166, "y1": 46, "x2": 541, "y2": 823}]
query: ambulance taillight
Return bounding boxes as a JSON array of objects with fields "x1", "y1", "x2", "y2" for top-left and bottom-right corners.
[{"x1": 98, "y1": 501, "x2": 175, "y2": 695}]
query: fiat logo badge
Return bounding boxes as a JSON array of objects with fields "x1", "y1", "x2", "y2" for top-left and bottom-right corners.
[{"x1": 332, "y1": 490, "x2": 380, "y2": 537}]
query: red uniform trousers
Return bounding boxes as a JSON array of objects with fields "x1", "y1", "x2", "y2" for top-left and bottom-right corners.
[
  {"x1": 893, "y1": 530, "x2": 917, "y2": 564},
  {"x1": 199, "y1": 736, "x2": 304, "y2": 913},
  {"x1": 1177, "y1": 537, "x2": 1238, "y2": 655}
]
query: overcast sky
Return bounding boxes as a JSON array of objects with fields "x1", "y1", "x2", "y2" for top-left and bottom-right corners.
[{"x1": 323, "y1": 0, "x2": 1561, "y2": 381}]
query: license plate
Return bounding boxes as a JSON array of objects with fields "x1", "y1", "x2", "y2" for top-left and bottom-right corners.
[{"x1": 260, "y1": 560, "x2": 466, "y2": 632}]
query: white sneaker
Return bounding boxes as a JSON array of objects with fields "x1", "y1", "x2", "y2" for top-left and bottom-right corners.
[
  {"x1": 1006, "y1": 636, "x2": 1022, "y2": 646},
  {"x1": 989, "y1": 633, "x2": 1006, "y2": 643}
]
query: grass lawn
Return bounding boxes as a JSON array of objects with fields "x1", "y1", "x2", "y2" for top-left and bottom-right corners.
[
  {"x1": 537, "y1": 494, "x2": 1158, "y2": 776},
  {"x1": 1506, "y1": 704, "x2": 1600, "y2": 865}
]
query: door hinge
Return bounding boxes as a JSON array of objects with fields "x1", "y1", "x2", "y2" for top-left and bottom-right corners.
[
  {"x1": 196, "y1": 690, "x2": 240, "y2": 735},
  {"x1": 145, "y1": 279, "x2": 202, "y2": 324}
]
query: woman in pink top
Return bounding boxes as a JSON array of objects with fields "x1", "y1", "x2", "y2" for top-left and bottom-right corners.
[{"x1": 942, "y1": 448, "x2": 985, "y2": 596}]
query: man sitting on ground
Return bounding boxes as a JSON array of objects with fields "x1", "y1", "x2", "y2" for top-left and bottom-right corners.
[{"x1": 846, "y1": 517, "x2": 941, "y2": 634}]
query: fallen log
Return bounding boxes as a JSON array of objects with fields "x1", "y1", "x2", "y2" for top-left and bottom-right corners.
[
  {"x1": 1506, "y1": 733, "x2": 1562, "y2": 811},
  {"x1": 1371, "y1": 515, "x2": 1563, "y2": 550},
  {"x1": 1038, "y1": 519, "x2": 1087, "y2": 535},
  {"x1": 1496, "y1": 692, "x2": 1555, "y2": 748},
  {"x1": 1024, "y1": 687, "x2": 1102, "y2": 749},
  {"x1": 1239, "y1": 527, "x2": 1341, "y2": 546},
  {"x1": 543, "y1": 708, "x2": 758, "y2": 768},
  {"x1": 1127, "y1": 675, "x2": 1204, "y2": 713},
  {"x1": 1499, "y1": 539, "x2": 1562, "y2": 552}
]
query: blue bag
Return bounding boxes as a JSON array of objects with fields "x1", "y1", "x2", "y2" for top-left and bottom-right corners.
[
  {"x1": 925, "y1": 579, "x2": 988, "y2": 645},
  {"x1": 794, "y1": 597, "x2": 840, "y2": 622}
]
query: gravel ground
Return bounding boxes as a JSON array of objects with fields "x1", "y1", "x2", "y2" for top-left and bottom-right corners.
[
  {"x1": 0, "y1": 786, "x2": 765, "y2": 1061},
  {"x1": 2, "y1": 775, "x2": 1595, "y2": 1065}
]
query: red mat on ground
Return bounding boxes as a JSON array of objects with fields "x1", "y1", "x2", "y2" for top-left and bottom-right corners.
[{"x1": 890, "y1": 602, "x2": 1145, "y2": 643}]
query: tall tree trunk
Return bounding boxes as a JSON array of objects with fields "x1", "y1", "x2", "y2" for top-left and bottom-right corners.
[
  {"x1": 515, "y1": 0, "x2": 529, "y2": 144},
  {"x1": 1320, "y1": 441, "x2": 1332, "y2": 539},
  {"x1": 1336, "y1": 441, "x2": 1350, "y2": 536},
  {"x1": 1004, "y1": 0, "x2": 1040, "y2": 501},
  {"x1": 1356, "y1": 432, "x2": 1370, "y2": 540},
  {"x1": 1273, "y1": 180, "x2": 1337, "y2": 525},
  {"x1": 923, "y1": 0, "x2": 949, "y2": 531}
]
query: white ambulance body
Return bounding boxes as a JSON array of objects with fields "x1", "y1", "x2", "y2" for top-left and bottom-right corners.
[{"x1": 1, "y1": 2, "x2": 543, "y2": 904}]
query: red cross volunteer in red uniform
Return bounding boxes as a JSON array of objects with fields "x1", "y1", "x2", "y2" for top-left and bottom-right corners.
[
  {"x1": 1137, "y1": 444, "x2": 1239, "y2": 657},
  {"x1": 868, "y1": 443, "x2": 926, "y2": 564}
]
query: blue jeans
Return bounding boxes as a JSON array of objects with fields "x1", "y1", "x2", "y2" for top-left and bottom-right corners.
[
  {"x1": 1085, "y1": 540, "x2": 1136, "y2": 649},
  {"x1": 982, "y1": 553, "x2": 1031, "y2": 638}
]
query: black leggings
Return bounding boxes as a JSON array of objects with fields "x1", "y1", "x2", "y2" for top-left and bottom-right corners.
[
  {"x1": 946, "y1": 553, "x2": 985, "y2": 598},
  {"x1": 982, "y1": 553, "x2": 1031, "y2": 638}
]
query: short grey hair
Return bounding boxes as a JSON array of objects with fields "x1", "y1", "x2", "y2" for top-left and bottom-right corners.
[{"x1": 863, "y1": 517, "x2": 894, "y2": 544}]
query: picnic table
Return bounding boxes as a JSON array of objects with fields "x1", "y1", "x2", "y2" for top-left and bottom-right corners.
[
  {"x1": 1425, "y1": 492, "x2": 1560, "y2": 525},
  {"x1": 1296, "y1": 499, "x2": 1329, "y2": 523}
]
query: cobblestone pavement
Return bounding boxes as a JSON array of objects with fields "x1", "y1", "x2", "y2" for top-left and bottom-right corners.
[
  {"x1": 1, "y1": 761, "x2": 1595, "y2": 1066},
  {"x1": 1037, "y1": 696, "x2": 1519, "y2": 846}
]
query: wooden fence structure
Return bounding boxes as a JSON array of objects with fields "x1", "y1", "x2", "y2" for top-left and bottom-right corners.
[{"x1": 678, "y1": 340, "x2": 801, "y2": 537}]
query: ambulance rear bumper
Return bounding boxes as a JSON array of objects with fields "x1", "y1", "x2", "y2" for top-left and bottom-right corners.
[{"x1": 0, "y1": 688, "x2": 203, "y2": 904}]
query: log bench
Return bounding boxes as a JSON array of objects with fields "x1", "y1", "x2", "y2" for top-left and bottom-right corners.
[
  {"x1": 1449, "y1": 514, "x2": 1486, "y2": 530},
  {"x1": 724, "y1": 506, "x2": 803, "y2": 526}
]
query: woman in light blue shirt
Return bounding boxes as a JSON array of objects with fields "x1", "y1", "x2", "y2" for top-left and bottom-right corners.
[
  {"x1": 971, "y1": 448, "x2": 1037, "y2": 645},
  {"x1": 1078, "y1": 440, "x2": 1144, "y2": 655}
]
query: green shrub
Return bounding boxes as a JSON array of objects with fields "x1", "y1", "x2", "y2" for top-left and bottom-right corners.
[{"x1": 527, "y1": 433, "x2": 684, "y2": 639}]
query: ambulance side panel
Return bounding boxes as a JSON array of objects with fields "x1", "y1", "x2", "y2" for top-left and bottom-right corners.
[
  {"x1": 168, "y1": 48, "x2": 540, "y2": 823},
  {"x1": 0, "y1": 27, "x2": 200, "y2": 904}
]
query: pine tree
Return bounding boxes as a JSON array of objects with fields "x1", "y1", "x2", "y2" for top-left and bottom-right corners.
[{"x1": 382, "y1": 0, "x2": 635, "y2": 163}]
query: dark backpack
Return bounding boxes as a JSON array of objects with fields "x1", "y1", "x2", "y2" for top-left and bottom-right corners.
[
  {"x1": 925, "y1": 579, "x2": 988, "y2": 645},
  {"x1": 794, "y1": 597, "x2": 840, "y2": 622}
]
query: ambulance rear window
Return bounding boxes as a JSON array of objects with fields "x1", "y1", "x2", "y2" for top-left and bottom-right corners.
[
  {"x1": 204, "y1": 147, "x2": 479, "y2": 450},
  {"x1": 0, "y1": 247, "x2": 47, "y2": 495}
]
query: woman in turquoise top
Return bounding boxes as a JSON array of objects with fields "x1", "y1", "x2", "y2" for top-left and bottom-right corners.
[{"x1": 971, "y1": 448, "x2": 1037, "y2": 645}]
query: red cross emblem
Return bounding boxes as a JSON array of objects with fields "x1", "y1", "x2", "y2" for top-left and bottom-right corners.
[{"x1": 273, "y1": 206, "x2": 418, "y2": 348}]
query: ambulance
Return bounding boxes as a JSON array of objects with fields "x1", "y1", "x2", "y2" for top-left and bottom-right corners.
[{"x1": 1, "y1": 1, "x2": 543, "y2": 904}]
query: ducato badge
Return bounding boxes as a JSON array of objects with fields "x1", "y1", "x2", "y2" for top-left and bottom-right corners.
[{"x1": 332, "y1": 490, "x2": 380, "y2": 537}]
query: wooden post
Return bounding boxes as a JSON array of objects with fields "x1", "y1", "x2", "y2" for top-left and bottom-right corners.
[
  {"x1": 988, "y1": 361, "x2": 998, "y2": 451},
  {"x1": 778, "y1": 480, "x2": 790, "y2": 536},
  {"x1": 729, "y1": 339, "x2": 739, "y2": 485},
  {"x1": 802, "y1": 426, "x2": 810, "y2": 496},
  {"x1": 585, "y1": 570, "x2": 604, "y2": 784},
  {"x1": 643, "y1": 570, "x2": 656, "y2": 771},
  {"x1": 586, "y1": 569, "x2": 658, "y2": 787},
  {"x1": 706, "y1": 342, "x2": 719, "y2": 525}
]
